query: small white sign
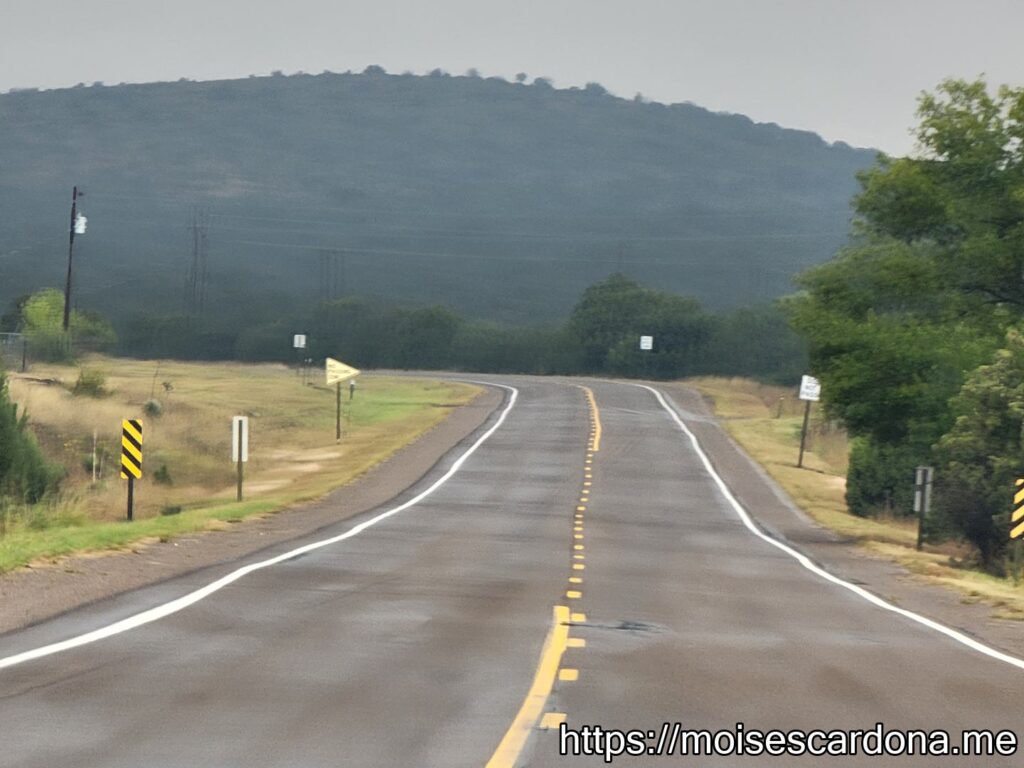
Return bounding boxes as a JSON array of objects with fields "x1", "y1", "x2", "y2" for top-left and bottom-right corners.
[
  {"x1": 74, "y1": 214, "x2": 88, "y2": 235},
  {"x1": 231, "y1": 416, "x2": 249, "y2": 463},
  {"x1": 799, "y1": 375, "x2": 821, "y2": 402},
  {"x1": 293, "y1": 334, "x2": 307, "y2": 349},
  {"x1": 639, "y1": 335, "x2": 653, "y2": 351}
]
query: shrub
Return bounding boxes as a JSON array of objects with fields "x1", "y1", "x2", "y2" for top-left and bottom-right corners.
[
  {"x1": 845, "y1": 438, "x2": 922, "y2": 518},
  {"x1": 143, "y1": 399, "x2": 163, "y2": 417},
  {"x1": 72, "y1": 367, "x2": 108, "y2": 397},
  {"x1": 153, "y1": 463, "x2": 172, "y2": 485},
  {"x1": 0, "y1": 369, "x2": 58, "y2": 502}
]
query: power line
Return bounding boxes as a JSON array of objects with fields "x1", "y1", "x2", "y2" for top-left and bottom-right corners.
[{"x1": 218, "y1": 237, "x2": 824, "y2": 268}]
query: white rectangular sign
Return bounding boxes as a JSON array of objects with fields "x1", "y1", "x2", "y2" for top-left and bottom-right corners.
[
  {"x1": 799, "y1": 375, "x2": 821, "y2": 402},
  {"x1": 639, "y1": 335, "x2": 653, "y2": 351},
  {"x1": 293, "y1": 334, "x2": 307, "y2": 349},
  {"x1": 231, "y1": 416, "x2": 249, "y2": 463}
]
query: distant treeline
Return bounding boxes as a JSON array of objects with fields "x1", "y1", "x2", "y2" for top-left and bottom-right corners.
[{"x1": 112, "y1": 274, "x2": 804, "y2": 382}]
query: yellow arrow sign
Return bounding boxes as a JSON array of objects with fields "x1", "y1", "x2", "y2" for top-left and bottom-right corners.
[{"x1": 325, "y1": 357, "x2": 360, "y2": 385}]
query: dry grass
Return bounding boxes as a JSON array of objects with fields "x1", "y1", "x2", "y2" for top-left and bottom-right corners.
[
  {"x1": 2, "y1": 357, "x2": 478, "y2": 570},
  {"x1": 688, "y1": 376, "x2": 1024, "y2": 617}
]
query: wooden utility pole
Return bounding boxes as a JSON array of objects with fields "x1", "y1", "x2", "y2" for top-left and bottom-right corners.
[{"x1": 63, "y1": 186, "x2": 80, "y2": 332}]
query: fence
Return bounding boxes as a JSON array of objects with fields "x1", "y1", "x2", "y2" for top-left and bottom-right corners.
[{"x1": 0, "y1": 332, "x2": 26, "y2": 372}]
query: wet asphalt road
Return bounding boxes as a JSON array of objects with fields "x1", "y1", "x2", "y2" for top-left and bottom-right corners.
[{"x1": 1, "y1": 377, "x2": 1022, "y2": 767}]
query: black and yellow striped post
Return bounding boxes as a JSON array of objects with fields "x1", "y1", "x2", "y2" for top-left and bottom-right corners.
[
  {"x1": 1012, "y1": 479, "x2": 1024, "y2": 583},
  {"x1": 120, "y1": 419, "x2": 143, "y2": 521},
  {"x1": 1013, "y1": 479, "x2": 1024, "y2": 539}
]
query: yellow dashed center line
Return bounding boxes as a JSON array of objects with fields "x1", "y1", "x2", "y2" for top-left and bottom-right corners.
[
  {"x1": 539, "y1": 712, "x2": 566, "y2": 730},
  {"x1": 487, "y1": 387, "x2": 600, "y2": 766},
  {"x1": 485, "y1": 606, "x2": 573, "y2": 767}
]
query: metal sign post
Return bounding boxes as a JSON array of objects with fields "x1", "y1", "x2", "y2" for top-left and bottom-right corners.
[
  {"x1": 913, "y1": 466, "x2": 934, "y2": 550},
  {"x1": 232, "y1": 416, "x2": 249, "y2": 501},
  {"x1": 336, "y1": 382, "x2": 343, "y2": 441},
  {"x1": 293, "y1": 334, "x2": 307, "y2": 380},
  {"x1": 120, "y1": 419, "x2": 144, "y2": 521},
  {"x1": 796, "y1": 375, "x2": 820, "y2": 469}
]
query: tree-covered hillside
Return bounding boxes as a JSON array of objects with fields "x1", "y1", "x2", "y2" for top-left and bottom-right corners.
[{"x1": 0, "y1": 68, "x2": 874, "y2": 326}]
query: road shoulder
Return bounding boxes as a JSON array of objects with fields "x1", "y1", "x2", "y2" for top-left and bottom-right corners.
[{"x1": 659, "y1": 382, "x2": 1024, "y2": 659}]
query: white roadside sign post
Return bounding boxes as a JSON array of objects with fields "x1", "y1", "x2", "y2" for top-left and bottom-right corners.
[
  {"x1": 797, "y1": 375, "x2": 820, "y2": 469},
  {"x1": 293, "y1": 334, "x2": 307, "y2": 382},
  {"x1": 232, "y1": 415, "x2": 249, "y2": 501},
  {"x1": 326, "y1": 358, "x2": 361, "y2": 442},
  {"x1": 638, "y1": 335, "x2": 654, "y2": 378},
  {"x1": 913, "y1": 466, "x2": 934, "y2": 551}
]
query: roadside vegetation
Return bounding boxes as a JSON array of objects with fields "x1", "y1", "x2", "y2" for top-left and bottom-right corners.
[
  {"x1": 692, "y1": 377, "x2": 1024, "y2": 619},
  {"x1": 0, "y1": 357, "x2": 477, "y2": 572},
  {"x1": 787, "y1": 78, "x2": 1024, "y2": 575}
]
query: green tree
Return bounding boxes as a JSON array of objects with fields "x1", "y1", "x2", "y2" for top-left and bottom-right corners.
[
  {"x1": 387, "y1": 306, "x2": 463, "y2": 369},
  {"x1": 19, "y1": 288, "x2": 117, "y2": 360},
  {"x1": 568, "y1": 273, "x2": 716, "y2": 378},
  {"x1": 569, "y1": 274, "x2": 651, "y2": 371},
  {"x1": 0, "y1": 367, "x2": 56, "y2": 502},
  {"x1": 788, "y1": 79, "x2": 1023, "y2": 529},
  {"x1": 933, "y1": 329, "x2": 1024, "y2": 567}
]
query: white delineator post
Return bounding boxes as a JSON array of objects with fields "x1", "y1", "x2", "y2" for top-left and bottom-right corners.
[{"x1": 232, "y1": 416, "x2": 249, "y2": 501}]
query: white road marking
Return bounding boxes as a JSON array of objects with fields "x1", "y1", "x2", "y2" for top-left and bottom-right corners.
[
  {"x1": 641, "y1": 383, "x2": 1024, "y2": 672},
  {"x1": 0, "y1": 382, "x2": 519, "y2": 671}
]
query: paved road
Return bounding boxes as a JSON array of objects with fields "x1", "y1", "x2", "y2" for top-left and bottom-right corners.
[{"x1": 1, "y1": 377, "x2": 1022, "y2": 767}]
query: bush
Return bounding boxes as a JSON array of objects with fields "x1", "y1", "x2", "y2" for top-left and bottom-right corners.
[
  {"x1": 72, "y1": 367, "x2": 108, "y2": 397},
  {"x1": 0, "y1": 369, "x2": 58, "y2": 502},
  {"x1": 143, "y1": 398, "x2": 163, "y2": 417},
  {"x1": 153, "y1": 463, "x2": 172, "y2": 485},
  {"x1": 845, "y1": 438, "x2": 922, "y2": 518}
]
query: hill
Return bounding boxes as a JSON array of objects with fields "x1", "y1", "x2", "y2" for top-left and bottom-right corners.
[{"x1": 0, "y1": 69, "x2": 876, "y2": 327}]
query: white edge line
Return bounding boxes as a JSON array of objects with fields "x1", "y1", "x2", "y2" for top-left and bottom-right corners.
[
  {"x1": 637, "y1": 382, "x2": 1024, "y2": 672},
  {"x1": 0, "y1": 381, "x2": 518, "y2": 671}
]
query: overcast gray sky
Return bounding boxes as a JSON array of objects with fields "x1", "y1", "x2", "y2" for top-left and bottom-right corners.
[{"x1": 2, "y1": 0, "x2": 1021, "y2": 154}]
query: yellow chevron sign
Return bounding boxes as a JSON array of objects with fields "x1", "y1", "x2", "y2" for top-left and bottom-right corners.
[
  {"x1": 326, "y1": 357, "x2": 360, "y2": 385},
  {"x1": 1012, "y1": 478, "x2": 1024, "y2": 539},
  {"x1": 120, "y1": 419, "x2": 143, "y2": 479}
]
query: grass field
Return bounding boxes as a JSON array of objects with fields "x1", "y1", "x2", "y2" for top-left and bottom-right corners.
[
  {"x1": 689, "y1": 377, "x2": 1024, "y2": 620},
  {"x1": 1, "y1": 357, "x2": 479, "y2": 572}
]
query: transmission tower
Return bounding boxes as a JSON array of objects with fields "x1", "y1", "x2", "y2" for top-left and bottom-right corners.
[{"x1": 185, "y1": 207, "x2": 210, "y2": 316}]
